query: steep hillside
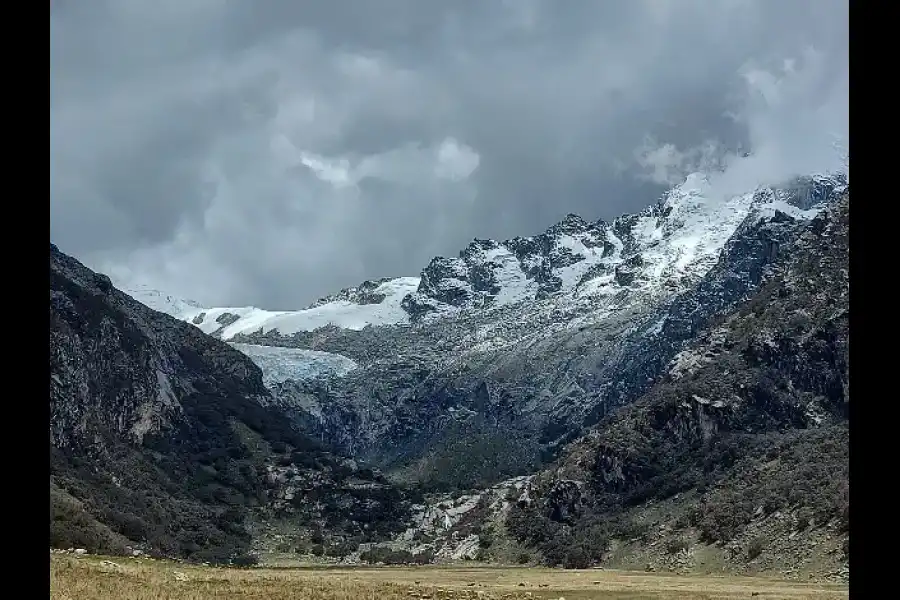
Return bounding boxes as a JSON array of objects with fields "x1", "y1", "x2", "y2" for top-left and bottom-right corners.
[
  {"x1": 501, "y1": 192, "x2": 849, "y2": 578},
  {"x1": 50, "y1": 246, "x2": 412, "y2": 564}
]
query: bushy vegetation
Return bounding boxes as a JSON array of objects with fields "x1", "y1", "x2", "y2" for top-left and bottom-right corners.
[
  {"x1": 50, "y1": 484, "x2": 128, "y2": 554},
  {"x1": 506, "y1": 507, "x2": 613, "y2": 568},
  {"x1": 50, "y1": 381, "x2": 412, "y2": 564},
  {"x1": 51, "y1": 431, "x2": 267, "y2": 564},
  {"x1": 231, "y1": 553, "x2": 259, "y2": 567},
  {"x1": 746, "y1": 537, "x2": 765, "y2": 561},
  {"x1": 506, "y1": 425, "x2": 848, "y2": 566},
  {"x1": 665, "y1": 537, "x2": 690, "y2": 555},
  {"x1": 693, "y1": 426, "x2": 848, "y2": 543},
  {"x1": 390, "y1": 419, "x2": 541, "y2": 493},
  {"x1": 325, "y1": 540, "x2": 359, "y2": 559}
]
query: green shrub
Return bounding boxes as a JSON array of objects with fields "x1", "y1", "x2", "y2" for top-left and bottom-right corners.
[
  {"x1": 478, "y1": 529, "x2": 494, "y2": 549},
  {"x1": 325, "y1": 540, "x2": 358, "y2": 558},
  {"x1": 562, "y1": 544, "x2": 592, "y2": 569},
  {"x1": 746, "y1": 537, "x2": 765, "y2": 561}
]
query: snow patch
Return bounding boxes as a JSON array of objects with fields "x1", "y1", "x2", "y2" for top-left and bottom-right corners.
[
  {"x1": 554, "y1": 234, "x2": 605, "y2": 291},
  {"x1": 180, "y1": 277, "x2": 420, "y2": 340},
  {"x1": 121, "y1": 284, "x2": 203, "y2": 319},
  {"x1": 487, "y1": 246, "x2": 539, "y2": 306}
]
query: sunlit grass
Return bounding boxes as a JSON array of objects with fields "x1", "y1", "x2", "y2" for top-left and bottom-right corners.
[{"x1": 50, "y1": 553, "x2": 848, "y2": 600}]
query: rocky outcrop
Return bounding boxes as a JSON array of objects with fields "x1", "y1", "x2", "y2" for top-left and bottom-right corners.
[
  {"x1": 545, "y1": 480, "x2": 584, "y2": 524},
  {"x1": 306, "y1": 277, "x2": 396, "y2": 308}
]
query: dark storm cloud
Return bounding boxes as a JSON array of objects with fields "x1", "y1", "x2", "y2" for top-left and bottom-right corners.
[{"x1": 50, "y1": 0, "x2": 848, "y2": 309}]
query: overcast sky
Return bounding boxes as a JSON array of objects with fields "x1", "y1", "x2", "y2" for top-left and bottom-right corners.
[{"x1": 50, "y1": 0, "x2": 848, "y2": 309}]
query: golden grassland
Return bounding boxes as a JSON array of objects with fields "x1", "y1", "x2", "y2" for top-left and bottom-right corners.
[{"x1": 50, "y1": 554, "x2": 849, "y2": 600}]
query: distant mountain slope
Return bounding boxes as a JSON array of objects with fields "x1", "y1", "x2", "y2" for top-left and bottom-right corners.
[
  {"x1": 502, "y1": 191, "x2": 849, "y2": 576},
  {"x1": 50, "y1": 245, "x2": 411, "y2": 563}
]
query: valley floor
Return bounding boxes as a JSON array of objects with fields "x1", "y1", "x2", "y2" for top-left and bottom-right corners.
[{"x1": 50, "y1": 554, "x2": 848, "y2": 600}]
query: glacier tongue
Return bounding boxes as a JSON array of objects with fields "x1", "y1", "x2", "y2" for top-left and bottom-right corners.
[{"x1": 229, "y1": 343, "x2": 358, "y2": 385}]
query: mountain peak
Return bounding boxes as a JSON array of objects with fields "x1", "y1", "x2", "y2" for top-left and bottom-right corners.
[{"x1": 546, "y1": 213, "x2": 593, "y2": 237}]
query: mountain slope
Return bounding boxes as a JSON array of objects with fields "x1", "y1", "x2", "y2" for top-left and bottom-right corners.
[
  {"x1": 232, "y1": 173, "x2": 847, "y2": 490},
  {"x1": 50, "y1": 246, "x2": 411, "y2": 563},
  {"x1": 502, "y1": 191, "x2": 849, "y2": 576},
  {"x1": 123, "y1": 172, "x2": 847, "y2": 494}
]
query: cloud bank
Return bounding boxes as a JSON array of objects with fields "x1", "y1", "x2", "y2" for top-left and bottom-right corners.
[{"x1": 50, "y1": 0, "x2": 848, "y2": 308}]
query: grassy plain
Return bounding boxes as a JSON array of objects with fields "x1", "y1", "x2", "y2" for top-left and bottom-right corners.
[{"x1": 50, "y1": 553, "x2": 848, "y2": 600}]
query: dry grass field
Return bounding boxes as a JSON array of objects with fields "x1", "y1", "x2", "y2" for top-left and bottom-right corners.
[{"x1": 50, "y1": 554, "x2": 849, "y2": 600}]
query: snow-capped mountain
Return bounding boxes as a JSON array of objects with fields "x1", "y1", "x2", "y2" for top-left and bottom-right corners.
[
  {"x1": 66, "y1": 169, "x2": 849, "y2": 574},
  {"x1": 135, "y1": 172, "x2": 845, "y2": 345},
  {"x1": 401, "y1": 172, "x2": 839, "y2": 325},
  {"x1": 123, "y1": 171, "x2": 848, "y2": 486}
]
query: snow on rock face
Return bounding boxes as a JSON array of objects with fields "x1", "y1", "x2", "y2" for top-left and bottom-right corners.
[
  {"x1": 402, "y1": 171, "x2": 846, "y2": 320},
  {"x1": 128, "y1": 171, "x2": 847, "y2": 341},
  {"x1": 170, "y1": 277, "x2": 421, "y2": 340},
  {"x1": 611, "y1": 173, "x2": 758, "y2": 293},
  {"x1": 229, "y1": 343, "x2": 358, "y2": 385},
  {"x1": 402, "y1": 214, "x2": 614, "y2": 318}
]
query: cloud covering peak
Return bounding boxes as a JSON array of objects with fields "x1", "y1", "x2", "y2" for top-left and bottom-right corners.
[{"x1": 50, "y1": 0, "x2": 848, "y2": 309}]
